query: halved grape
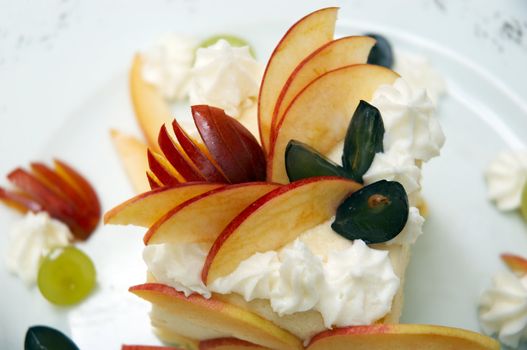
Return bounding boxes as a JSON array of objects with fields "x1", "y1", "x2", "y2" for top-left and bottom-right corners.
[
  {"x1": 521, "y1": 180, "x2": 527, "y2": 222},
  {"x1": 25, "y1": 326, "x2": 79, "y2": 350},
  {"x1": 366, "y1": 33, "x2": 394, "y2": 68},
  {"x1": 37, "y1": 246, "x2": 96, "y2": 305},
  {"x1": 198, "y1": 34, "x2": 255, "y2": 57}
]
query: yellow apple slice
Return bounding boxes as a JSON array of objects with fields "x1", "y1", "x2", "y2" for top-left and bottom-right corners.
[
  {"x1": 258, "y1": 7, "x2": 338, "y2": 153},
  {"x1": 501, "y1": 253, "x2": 527, "y2": 276},
  {"x1": 202, "y1": 176, "x2": 361, "y2": 285},
  {"x1": 130, "y1": 283, "x2": 303, "y2": 350},
  {"x1": 200, "y1": 338, "x2": 271, "y2": 350},
  {"x1": 110, "y1": 129, "x2": 150, "y2": 194},
  {"x1": 270, "y1": 36, "x2": 375, "y2": 139},
  {"x1": 130, "y1": 54, "x2": 172, "y2": 151},
  {"x1": 104, "y1": 183, "x2": 224, "y2": 227},
  {"x1": 305, "y1": 324, "x2": 499, "y2": 350},
  {"x1": 144, "y1": 182, "x2": 279, "y2": 245},
  {"x1": 268, "y1": 64, "x2": 399, "y2": 183}
]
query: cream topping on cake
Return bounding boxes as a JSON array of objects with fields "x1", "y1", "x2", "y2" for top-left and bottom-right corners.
[
  {"x1": 141, "y1": 34, "x2": 197, "y2": 101},
  {"x1": 485, "y1": 150, "x2": 527, "y2": 211},
  {"x1": 188, "y1": 39, "x2": 263, "y2": 118},
  {"x1": 479, "y1": 270, "x2": 527, "y2": 347},
  {"x1": 5, "y1": 212, "x2": 72, "y2": 285}
]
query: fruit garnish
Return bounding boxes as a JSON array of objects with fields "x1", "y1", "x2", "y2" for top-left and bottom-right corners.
[
  {"x1": 37, "y1": 246, "x2": 96, "y2": 305},
  {"x1": 342, "y1": 100, "x2": 385, "y2": 182},
  {"x1": 522, "y1": 180, "x2": 527, "y2": 222},
  {"x1": 25, "y1": 325, "x2": 79, "y2": 350},
  {"x1": 198, "y1": 34, "x2": 255, "y2": 57},
  {"x1": 332, "y1": 180, "x2": 409, "y2": 244},
  {"x1": 366, "y1": 33, "x2": 394, "y2": 68},
  {"x1": 501, "y1": 253, "x2": 527, "y2": 276},
  {"x1": 0, "y1": 160, "x2": 101, "y2": 240},
  {"x1": 122, "y1": 346, "x2": 181, "y2": 350},
  {"x1": 285, "y1": 140, "x2": 346, "y2": 181},
  {"x1": 148, "y1": 105, "x2": 266, "y2": 187}
]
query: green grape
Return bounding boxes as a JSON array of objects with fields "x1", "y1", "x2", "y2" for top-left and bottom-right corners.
[
  {"x1": 521, "y1": 180, "x2": 527, "y2": 222},
  {"x1": 197, "y1": 34, "x2": 255, "y2": 57},
  {"x1": 37, "y1": 246, "x2": 96, "y2": 305}
]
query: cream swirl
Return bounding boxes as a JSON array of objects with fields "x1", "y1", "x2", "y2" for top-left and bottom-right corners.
[
  {"x1": 141, "y1": 34, "x2": 196, "y2": 100},
  {"x1": 386, "y1": 207, "x2": 424, "y2": 245},
  {"x1": 372, "y1": 78, "x2": 445, "y2": 162},
  {"x1": 188, "y1": 39, "x2": 262, "y2": 118},
  {"x1": 479, "y1": 270, "x2": 527, "y2": 347},
  {"x1": 485, "y1": 150, "x2": 527, "y2": 211},
  {"x1": 5, "y1": 212, "x2": 72, "y2": 285}
]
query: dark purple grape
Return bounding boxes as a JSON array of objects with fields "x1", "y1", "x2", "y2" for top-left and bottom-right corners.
[{"x1": 366, "y1": 33, "x2": 394, "y2": 68}]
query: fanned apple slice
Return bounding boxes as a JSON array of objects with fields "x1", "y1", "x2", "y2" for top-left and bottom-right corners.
[
  {"x1": 130, "y1": 54, "x2": 171, "y2": 151},
  {"x1": 147, "y1": 149, "x2": 183, "y2": 186},
  {"x1": 110, "y1": 129, "x2": 150, "y2": 194},
  {"x1": 268, "y1": 64, "x2": 399, "y2": 183},
  {"x1": 144, "y1": 182, "x2": 279, "y2": 245},
  {"x1": 147, "y1": 170, "x2": 163, "y2": 190},
  {"x1": 104, "y1": 183, "x2": 224, "y2": 227},
  {"x1": 129, "y1": 283, "x2": 303, "y2": 350},
  {"x1": 122, "y1": 346, "x2": 181, "y2": 350},
  {"x1": 305, "y1": 324, "x2": 499, "y2": 350},
  {"x1": 202, "y1": 176, "x2": 361, "y2": 284},
  {"x1": 501, "y1": 253, "x2": 527, "y2": 276},
  {"x1": 258, "y1": 7, "x2": 338, "y2": 153},
  {"x1": 271, "y1": 36, "x2": 375, "y2": 138},
  {"x1": 200, "y1": 338, "x2": 271, "y2": 349}
]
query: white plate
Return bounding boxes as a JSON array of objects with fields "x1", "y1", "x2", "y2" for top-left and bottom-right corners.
[{"x1": 1, "y1": 1, "x2": 526, "y2": 349}]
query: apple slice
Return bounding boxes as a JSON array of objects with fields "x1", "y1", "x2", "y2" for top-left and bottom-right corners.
[
  {"x1": 501, "y1": 253, "x2": 527, "y2": 276},
  {"x1": 271, "y1": 36, "x2": 375, "y2": 138},
  {"x1": 202, "y1": 176, "x2": 361, "y2": 284},
  {"x1": 104, "y1": 183, "x2": 224, "y2": 227},
  {"x1": 129, "y1": 283, "x2": 302, "y2": 350},
  {"x1": 199, "y1": 338, "x2": 270, "y2": 350},
  {"x1": 268, "y1": 64, "x2": 399, "y2": 183},
  {"x1": 147, "y1": 170, "x2": 163, "y2": 190},
  {"x1": 122, "y1": 346, "x2": 181, "y2": 350},
  {"x1": 258, "y1": 7, "x2": 338, "y2": 153},
  {"x1": 144, "y1": 182, "x2": 279, "y2": 245},
  {"x1": 305, "y1": 324, "x2": 499, "y2": 350},
  {"x1": 147, "y1": 149, "x2": 184, "y2": 186},
  {"x1": 110, "y1": 129, "x2": 150, "y2": 194},
  {"x1": 130, "y1": 54, "x2": 171, "y2": 151}
]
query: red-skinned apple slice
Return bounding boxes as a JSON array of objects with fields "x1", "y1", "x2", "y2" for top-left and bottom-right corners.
[
  {"x1": 202, "y1": 176, "x2": 361, "y2": 284},
  {"x1": 129, "y1": 283, "x2": 302, "y2": 350},
  {"x1": 130, "y1": 54, "x2": 171, "y2": 151},
  {"x1": 172, "y1": 119, "x2": 229, "y2": 183},
  {"x1": 147, "y1": 170, "x2": 163, "y2": 190},
  {"x1": 0, "y1": 187, "x2": 42, "y2": 213},
  {"x1": 268, "y1": 64, "x2": 399, "y2": 183},
  {"x1": 122, "y1": 346, "x2": 182, "y2": 350},
  {"x1": 199, "y1": 338, "x2": 270, "y2": 350},
  {"x1": 305, "y1": 324, "x2": 499, "y2": 350},
  {"x1": 147, "y1": 149, "x2": 183, "y2": 186},
  {"x1": 104, "y1": 183, "x2": 224, "y2": 227},
  {"x1": 144, "y1": 182, "x2": 279, "y2": 245},
  {"x1": 192, "y1": 105, "x2": 266, "y2": 183},
  {"x1": 270, "y1": 36, "x2": 375, "y2": 138},
  {"x1": 501, "y1": 253, "x2": 527, "y2": 276},
  {"x1": 110, "y1": 129, "x2": 151, "y2": 194},
  {"x1": 258, "y1": 7, "x2": 338, "y2": 153}
]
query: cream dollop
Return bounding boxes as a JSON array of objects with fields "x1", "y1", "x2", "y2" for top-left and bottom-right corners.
[
  {"x1": 479, "y1": 270, "x2": 527, "y2": 347},
  {"x1": 5, "y1": 212, "x2": 72, "y2": 285},
  {"x1": 188, "y1": 39, "x2": 262, "y2": 118},
  {"x1": 144, "y1": 243, "x2": 210, "y2": 298},
  {"x1": 372, "y1": 78, "x2": 445, "y2": 162},
  {"x1": 485, "y1": 150, "x2": 527, "y2": 211},
  {"x1": 386, "y1": 207, "x2": 424, "y2": 245},
  {"x1": 141, "y1": 34, "x2": 197, "y2": 101},
  {"x1": 394, "y1": 51, "x2": 446, "y2": 105}
]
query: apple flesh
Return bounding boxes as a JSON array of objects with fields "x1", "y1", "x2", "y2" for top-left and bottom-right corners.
[
  {"x1": 501, "y1": 253, "x2": 527, "y2": 276},
  {"x1": 202, "y1": 176, "x2": 361, "y2": 284},
  {"x1": 129, "y1": 283, "x2": 303, "y2": 350},
  {"x1": 122, "y1": 346, "x2": 181, "y2": 350},
  {"x1": 199, "y1": 338, "x2": 270, "y2": 349},
  {"x1": 268, "y1": 64, "x2": 399, "y2": 183},
  {"x1": 306, "y1": 324, "x2": 500, "y2": 350},
  {"x1": 258, "y1": 7, "x2": 338, "y2": 153},
  {"x1": 144, "y1": 182, "x2": 279, "y2": 245},
  {"x1": 104, "y1": 183, "x2": 224, "y2": 227},
  {"x1": 271, "y1": 36, "x2": 375, "y2": 139}
]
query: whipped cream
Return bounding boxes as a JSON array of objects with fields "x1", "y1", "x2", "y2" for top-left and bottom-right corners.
[
  {"x1": 188, "y1": 39, "x2": 263, "y2": 118},
  {"x1": 386, "y1": 207, "x2": 424, "y2": 245},
  {"x1": 485, "y1": 150, "x2": 527, "y2": 211},
  {"x1": 145, "y1": 221, "x2": 399, "y2": 331},
  {"x1": 5, "y1": 212, "x2": 72, "y2": 285},
  {"x1": 372, "y1": 78, "x2": 445, "y2": 162},
  {"x1": 479, "y1": 270, "x2": 527, "y2": 347},
  {"x1": 394, "y1": 51, "x2": 446, "y2": 105},
  {"x1": 141, "y1": 34, "x2": 197, "y2": 101}
]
